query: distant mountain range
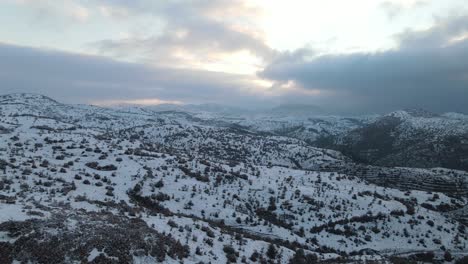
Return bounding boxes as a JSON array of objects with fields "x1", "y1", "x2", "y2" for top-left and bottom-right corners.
[
  {"x1": 269, "y1": 104, "x2": 325, "y2": 116},
  {"x1": 115, "y1": 102, "x2": 326, "y2": 116}
]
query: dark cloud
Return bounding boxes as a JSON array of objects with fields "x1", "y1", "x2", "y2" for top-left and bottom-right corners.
[
  {"x1": 0, "y1": 42, "x2": 268, "y2": 107},
  {"x1": 260, "y1": 16, "x2": 468, "y2": 114}
]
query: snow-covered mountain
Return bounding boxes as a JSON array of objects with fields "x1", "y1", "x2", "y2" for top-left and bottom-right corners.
[
  {"x1": 0, "y1": 93, "x2": 467, "y2": 263},
  {"x1": 213, "y1": 105, "x2": 468, "y2": 171},
  {"x1": 319, "y1": 110, "x2": 468, "y2": 171}
]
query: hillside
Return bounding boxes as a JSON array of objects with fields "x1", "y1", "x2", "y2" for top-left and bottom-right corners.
[
  {"x1": 321, "y1": 110, "x2": 468, "y2": 171},
  {"x1": 0, "y1": 94, "x2": 467, "y2": 263},
  {"x1": 223, "y1": 107, "x2": 468, "y2": 172}
]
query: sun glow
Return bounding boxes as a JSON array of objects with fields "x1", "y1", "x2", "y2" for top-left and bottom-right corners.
[{"x1": 91, "y1": 98, "x2": 184, "y2": 106}]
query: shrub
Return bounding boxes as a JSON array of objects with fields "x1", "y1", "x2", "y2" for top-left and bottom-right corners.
[
  {"x1": 223, "y1": 245, "x2": 238, "y2": 263},
  {"x1": 289, "y1": 249, "x2": 318, "y2": 264},
  {"x1": 266, "y1": 244, "x2": 277, "y2": 259}
]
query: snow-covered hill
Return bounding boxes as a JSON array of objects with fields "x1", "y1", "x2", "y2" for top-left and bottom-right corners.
[
  {"x1": 322, "y1": 110, "x2": 468, "y2": 171},
  {"x1": 0, "y1": 94, "x2": 467, "y2": 263}
]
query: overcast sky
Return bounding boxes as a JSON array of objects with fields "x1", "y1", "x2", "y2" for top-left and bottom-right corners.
[{"x1": 1, "y1": 0, "x2": 468, "y2": 113}]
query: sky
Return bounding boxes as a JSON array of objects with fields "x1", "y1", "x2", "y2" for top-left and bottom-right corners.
[{"x1": 0, "y1": 0, "x2": 468, "y2": 113}]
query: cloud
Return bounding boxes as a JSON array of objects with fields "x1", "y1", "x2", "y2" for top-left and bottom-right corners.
[
  {"x1": 90, "y1": 0, "x2": 275, "y2": 74},
  {"x1": 12, "y1": 0, "x2": 90, "y2": 23},
  {"x1": 397, "y1": 16, "x2": 468, "y2": 49},
  {"x1": 260, "y1": 15, "x2": 468, "y2": 113},
  {"x1": 379, "y1": 0, "x2": 428, "y2": 19},
  {"x1": 0, "y1": 42, "x2": 272, "y2": 107},
  {"x1": 5, "y1": 1, "x2": 468, "y2": 113}
]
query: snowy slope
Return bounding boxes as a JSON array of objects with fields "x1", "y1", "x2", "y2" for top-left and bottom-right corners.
[{"x1": 0, "y1": 94, "x2": 467, "y2": 264}]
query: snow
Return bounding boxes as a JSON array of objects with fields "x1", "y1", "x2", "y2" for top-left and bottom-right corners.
[{"x1": 0, "y1": 93, "x2": 467, "y2": 263}]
